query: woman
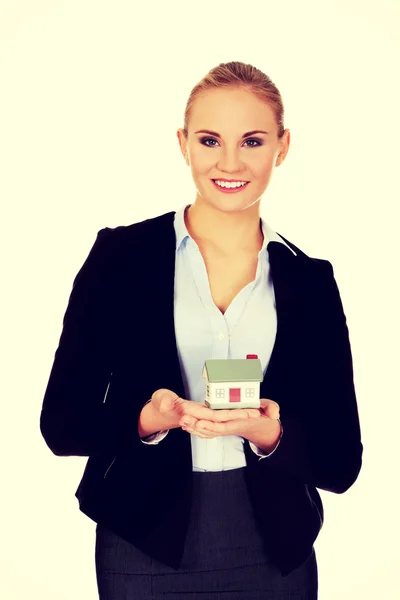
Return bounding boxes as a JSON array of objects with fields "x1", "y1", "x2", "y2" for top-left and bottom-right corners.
[{"x1": 40, "y1": 61, "x2": 363, "y2": 599}]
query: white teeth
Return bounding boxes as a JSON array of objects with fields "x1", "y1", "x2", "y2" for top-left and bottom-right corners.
[{"x1": 214, "y1": 180, "x2": 247, "y2": 188}]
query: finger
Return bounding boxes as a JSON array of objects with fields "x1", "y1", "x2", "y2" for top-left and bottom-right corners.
[
  {"x1": 182, "y1": 424, "x2": 216, "y2": 439},
  {"x1": 181, "y1": 403, "x2": 223, "y2": 421},
  {"x1": 196, "y1": 420, "x2": 218, "y2": 432},
  {"x1": 158, "y1": 395, "x2": 176, "y2": 413},
  {"x1": 268, "y1": 405, "x2": 280, "y2": 419},
  {"x1": 260, "y1": 399, "x2": 280, "y2": 419},
  {"x1": 181, "y1": 403, "x2": 260, "y2": 422},
  {"x1": 155, "y1": 390, "x2": 184, "y2": 413},
  {"x1": 211, "y1": 408, "x2": 260, "y2": 422}
]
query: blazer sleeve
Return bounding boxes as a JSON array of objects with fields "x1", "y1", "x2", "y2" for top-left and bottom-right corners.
[
  {"x1": 257, "y1": 260, "x2": 363, "y2": 494},
  {"x1": 39, "y1": 228, "x2": 144, "y2": 458}
]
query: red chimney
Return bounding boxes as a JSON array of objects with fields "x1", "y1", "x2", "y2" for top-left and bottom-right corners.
[{"x1": 246, "y1": 354, "x2": 258, "y2": 359}]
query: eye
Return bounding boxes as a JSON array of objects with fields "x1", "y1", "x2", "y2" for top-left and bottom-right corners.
[
  {"x1": 245, "y1": 138, "x2": 262, "y2": 147},
  {"x1": 201, "y1": 137, "x2": 218, "y2": 147},
  {"x1": 200, "y1": 137, "x2": 263, "y2": 148}
]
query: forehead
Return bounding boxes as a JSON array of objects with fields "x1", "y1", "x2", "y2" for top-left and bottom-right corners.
[{"x1": 190, "y1": 87, "x2": 275, "y2": 128}]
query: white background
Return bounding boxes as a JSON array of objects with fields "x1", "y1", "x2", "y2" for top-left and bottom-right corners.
[{"x1": 1, "y1": 1, "x2": 399, "y2": 598}]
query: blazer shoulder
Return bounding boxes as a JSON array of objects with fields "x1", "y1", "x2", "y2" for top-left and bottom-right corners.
[
  {"x1": 99, "y1": 210, "x2": 175, "y2": 250},
  {"x1": 276, "y1": 232, "x2": 334, "y2": 276}
]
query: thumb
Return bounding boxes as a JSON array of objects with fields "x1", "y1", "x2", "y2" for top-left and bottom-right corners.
[
  {"x1": 260, "y1": 399, "x2": 280, "y2": 420},
  {"x1": 155, "y1": 389, "x2": 184, "y2": 413}
]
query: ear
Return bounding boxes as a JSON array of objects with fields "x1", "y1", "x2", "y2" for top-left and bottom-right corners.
[{"x1": 177, "y1": 129, "x2": 189, "y2": 163}]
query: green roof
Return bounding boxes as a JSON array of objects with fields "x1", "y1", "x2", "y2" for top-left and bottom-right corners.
[{"x1": 203, "y1": 358, "x2": 263, "y2": 383}]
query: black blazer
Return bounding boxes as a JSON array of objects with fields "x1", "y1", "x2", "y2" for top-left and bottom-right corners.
[{"x1": 40, "y1": 209, "x2": 363, "y2": 577}]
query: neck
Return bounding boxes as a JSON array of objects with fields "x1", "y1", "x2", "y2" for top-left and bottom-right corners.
[{"x1": 184, "y1": 201, "x2": 264, "y2": 256}]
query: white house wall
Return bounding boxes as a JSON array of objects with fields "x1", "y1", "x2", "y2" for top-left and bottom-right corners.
[{"x1": 207, "y1": 380, "x2": 261, "y2": 402}]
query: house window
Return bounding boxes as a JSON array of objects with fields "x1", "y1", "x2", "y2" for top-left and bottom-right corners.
[
  {"x1": 215, "y1": 389, "x2": 225, "y2": 398},
  {"x1": 245, "y1": 388, "x2": 255, "y2": 397}
]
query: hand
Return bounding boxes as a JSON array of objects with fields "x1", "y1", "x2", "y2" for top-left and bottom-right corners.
[
  {"x1": 179, "y1": 398, "x2": 280, "y2": 440},
  {"x1": 150, "y1": 388, "x2": 262, "y2": 430}
]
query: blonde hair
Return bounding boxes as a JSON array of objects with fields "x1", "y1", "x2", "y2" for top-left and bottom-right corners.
[{"x1": 182, "y1": 61, "x2": 285, "y2": 140}]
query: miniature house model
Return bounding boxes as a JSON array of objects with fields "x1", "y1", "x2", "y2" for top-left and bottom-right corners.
[{"x1": 202, "y1": 354, "x2": 263, "y2": 410}]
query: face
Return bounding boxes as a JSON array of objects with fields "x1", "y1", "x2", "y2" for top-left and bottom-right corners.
[{"x1": 177, "y1": 87, "x2": 290, "y2": 214}]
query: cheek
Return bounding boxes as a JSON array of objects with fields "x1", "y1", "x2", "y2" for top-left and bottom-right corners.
[
  {"x1": 189, "y1": 146, "x2": 212, "y2": 169},
  {"x1": 253, "y1": 155, "x2": 275, "y2": 175}
]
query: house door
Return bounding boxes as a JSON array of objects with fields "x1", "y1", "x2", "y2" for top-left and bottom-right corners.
[{"x1": 229, "y1": 388, "x2": 241, "y2": 403}]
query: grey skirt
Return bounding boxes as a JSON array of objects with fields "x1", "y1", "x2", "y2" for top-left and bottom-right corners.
[{"x1": 95, "y1": 466, "x2": 318, "y2": 599}]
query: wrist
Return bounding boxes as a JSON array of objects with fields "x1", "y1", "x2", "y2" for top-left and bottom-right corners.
[
  {"x1": 138, "y1": 400, "x2": 180, "y2": 438},
  {"x1": 242, "y1": 418, "x2": 282, "y2": 454}
]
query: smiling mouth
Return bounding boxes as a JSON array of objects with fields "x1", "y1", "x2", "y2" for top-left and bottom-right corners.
[
  {"x1": 210, "y1": 179, "x2": 250, "y2": 193},
  {"x1": 211, "y1": 179, "x2": 250, "y2": 183},
  {"x1": 211, "y1": 179, "x2": 250, "y2": 187}
]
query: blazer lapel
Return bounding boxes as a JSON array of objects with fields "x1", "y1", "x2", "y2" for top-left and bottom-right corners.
[{"x1": 259, "y1": 240, "x2": 303, "y2": 403}]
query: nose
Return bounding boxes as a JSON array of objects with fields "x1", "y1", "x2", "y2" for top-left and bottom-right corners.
[{"x1": 217, "y1": 147, "x2": 245, "y2": 173}]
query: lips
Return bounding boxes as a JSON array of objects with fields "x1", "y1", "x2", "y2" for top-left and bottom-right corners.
[
  {"x1": 211, "y1": 179, "x2": 250, "y2": 193},
  {"x1": 212, "y1": 179, "x2": 249, "y2": 183}
]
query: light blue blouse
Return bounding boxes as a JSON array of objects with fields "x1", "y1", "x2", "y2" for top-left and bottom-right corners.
[{"x1": 141, "y1": 203, "x2": 295, "y2": 471}]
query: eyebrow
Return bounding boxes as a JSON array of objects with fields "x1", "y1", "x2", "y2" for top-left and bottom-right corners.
[{"x1": 194, "y1": 129, "x2": 269, "y2": 138}]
